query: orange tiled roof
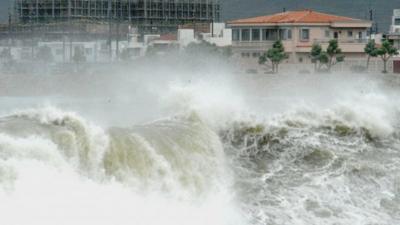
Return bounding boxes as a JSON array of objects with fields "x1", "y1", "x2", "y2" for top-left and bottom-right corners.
[{"x1": 228, "y1": 10, "x2": 363, "y2": 24}]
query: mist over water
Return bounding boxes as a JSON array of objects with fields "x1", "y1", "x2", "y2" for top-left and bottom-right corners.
[{"x1": 0, "y1": 55, "x2": 400, "y2": 225}]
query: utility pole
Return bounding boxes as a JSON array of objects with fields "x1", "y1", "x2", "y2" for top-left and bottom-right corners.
[
  {"x1": 8, "y1": 7, "x2": 12, "y2": 46},
  {"x1": 211, "y1": 1, "x2": 215, "y2": 37},
  {"x1": 144, "y1": 0, "x2": 147, "y2": 33}
]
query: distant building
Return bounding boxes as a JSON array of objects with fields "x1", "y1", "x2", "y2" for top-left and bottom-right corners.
[
  {"x1": 390, "y1": 9, "x2": 400, "y2": 34},
  {"x1": 178, "y1": 22, "x2": 231, "y2": 47},
  {"x1": 386, "y1": 9, "x2": 400, "y2": 50},
  {"x1": 0, "y1": 22, "x2": 231, "y2": 64},
  {"x1": 147, "y1": 33, "x2": 179, "y2": 55},
  {"x1": 12, "y1": 0, "x2": 220, "y2": 34},
  {"x1": 227, "y1": 10, "x2": 372, "y2": 66},
  {"x1": 1, "y1": 1, "x2": 221, "y2": 64},
  {"x1": 385, "y1": 9, "x2": 400, "y2": 73},
  {"x1": 200, "y1": 23, "x2": 231, "y2": 47}
]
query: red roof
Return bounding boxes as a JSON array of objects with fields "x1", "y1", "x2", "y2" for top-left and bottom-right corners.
[
  {"x1": 157, "y1": 33, "x2": 177, "y2": 41},
  {"x1": 228, "y1": 10, "x2": 363, "y2": 24}
]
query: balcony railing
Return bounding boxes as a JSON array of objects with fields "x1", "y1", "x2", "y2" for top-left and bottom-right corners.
[
  {"x1": 232, "y1": 41, "x2": 275, "y2": 49},
  {"x1": 314, "y1": 38, "x2": 369, "y2": 44}
]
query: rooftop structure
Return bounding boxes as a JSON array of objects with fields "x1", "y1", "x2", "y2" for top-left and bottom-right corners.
[{"x1": 228, "y1": 9, "x2": 367, "y2": 25}]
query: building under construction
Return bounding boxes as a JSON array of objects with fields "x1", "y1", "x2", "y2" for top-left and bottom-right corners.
[{"x1": 12, "y1": 0, "x2": 220, "y2": 34}]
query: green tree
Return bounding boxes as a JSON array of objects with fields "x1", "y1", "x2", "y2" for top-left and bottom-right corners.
[
  {"x1": 377, "y1": 40, "x2": 398, "y2": 73},
  {"x1": 364, "y1": 40, "x2": 378, "y2": 69},
  {"x1": 258, "y1": 53, "x2": 267, "y2": 66},
  {"x1": 36, "y1": 45, "x2": 53, "y2": 62},
  {"x1": 259, "y1": 40, "x2": 288, "y2": 73},
  {"x1": 72, "y1": 46, "x2": 86, "y2": 64},
  {"x1": 310, "y1": 43, "x2": 323, "y2": 71},
  {"x1": 309, "y1": 40, "x2": 344, "y2": 72},
  {"x1": 326, "y1": 39, "x2": 345, "y2": 70},
  {"x1": 318, "y1": 51, "x2": 330, "y2": 65}
]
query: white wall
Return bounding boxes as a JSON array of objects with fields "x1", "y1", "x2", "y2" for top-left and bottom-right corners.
[
  {"x1": 178, "y1": 29, "x2": 195, "y2": 47},
  {"x1": 204, "y1": 28, "x2": 232, "y2": 47},
  {"x1": 210, "y1": 23, "x2": 226, "y2": 37}
]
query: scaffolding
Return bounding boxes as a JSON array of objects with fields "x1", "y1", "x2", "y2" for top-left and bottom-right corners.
[{"x1": 13, "y1": 0, "x2": 220, "y2": 33}]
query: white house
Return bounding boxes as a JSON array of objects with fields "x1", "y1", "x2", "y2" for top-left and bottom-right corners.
[
  {"x1": 390, "y1": 9, "x2": 400, "y2": 34},
  {"x1": 201, "y1": 23, "x2": 232, "y2": 47}
]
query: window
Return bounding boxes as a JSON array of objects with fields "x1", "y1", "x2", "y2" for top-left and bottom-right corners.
[
  {"x1": 300, "y1": 28, "x2": 310, "y2": 41},
  {"x1": 262, "y1": 29, "x2": 278, "y2": 41},
  {"x1": 241, "y1": 52, "x2": 250, "y2": 58},
  {"x1": 252, "y1": 52, "x2": 260, "y2": 58},
  {"x1": 262, "y1": 29, "x2": 267, "y2": 40},
  {"x1": 334, "y1": 32, "x2": 339, "y2": 39},
  {"x1": 241, "y1": 29, "x2": 250, "y2": 41},
  {"x1": 347, "y1": 31, "x2": 353, "y2": 37},
  {"x1": 358, "y1": 32, "x2": 363, "y2": 39},
  {"x1": 395, "y1": 18, "x2": 400, "y2": 25},
  {"x1": 279, "y1": 29, "x2": 284, "y2": 40},
  {"x1": 279, "y1": 29, "x2": 292, "y2": 40},
  {"x1": 252, "y1": 29, "x2": 260, "y2": 41},
  {"x1": 325, "y1": 30, "x2": 330, "y2": 38},
  {"x1": 232, "y1": 29, "x2": 240, "y2": 41}
]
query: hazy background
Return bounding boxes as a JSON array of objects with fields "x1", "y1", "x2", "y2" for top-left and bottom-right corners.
[{"x1": 0, "y1": 0, "x2": 399, "y2": 33}]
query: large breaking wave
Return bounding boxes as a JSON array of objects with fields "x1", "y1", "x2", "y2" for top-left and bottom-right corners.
[{"x1": 0, "y1": 107, "x2": 242, "y2": 225}]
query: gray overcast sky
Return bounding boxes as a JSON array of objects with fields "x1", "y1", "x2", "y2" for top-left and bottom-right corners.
[{"x1": 0, "y1": 0, "x2": 399, "y2": 32}]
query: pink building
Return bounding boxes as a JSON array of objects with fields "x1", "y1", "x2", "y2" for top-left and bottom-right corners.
[{"x1": 227, "y1": 10, "x2": 372, "y2": 66}]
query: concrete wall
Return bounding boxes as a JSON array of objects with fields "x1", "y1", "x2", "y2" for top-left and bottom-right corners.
[
  {"x1": 201, "y1": 29, "x2": 232, "y2": 47},
  {"x1": 178, "y1": 29, "x2": 195, "y2": 47}
]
